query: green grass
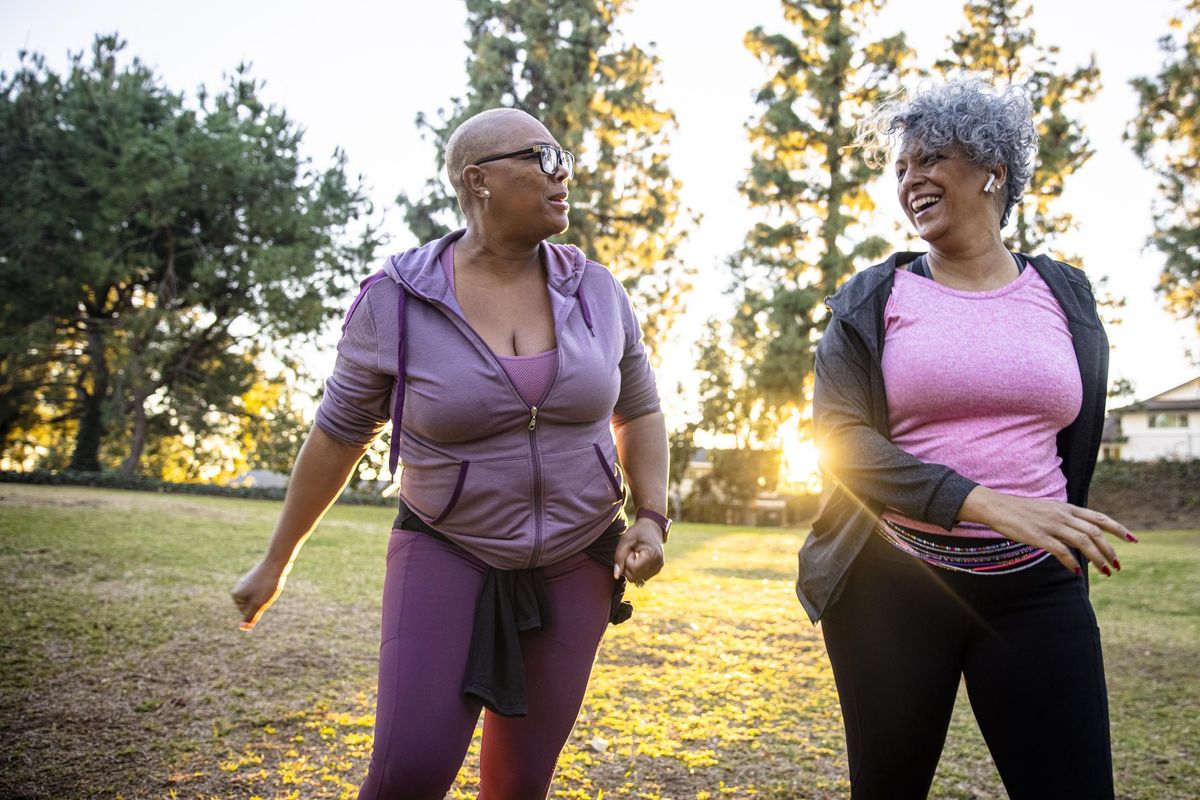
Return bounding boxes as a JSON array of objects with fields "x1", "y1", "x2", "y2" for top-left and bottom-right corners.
[{"x1": 0, "y1": 485, "x2": 1196, "y2": 799}]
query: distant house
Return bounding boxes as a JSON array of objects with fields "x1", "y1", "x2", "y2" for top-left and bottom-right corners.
[
  {"x1": 674, "y1": 447, "x2": 802, "y2": 527},
  {"x1": 1102, "y1": 377, "x2": 1200, "y2": 461},
  {"x1": 229, "y1": 469, "x2": 289, "y2": 488}
]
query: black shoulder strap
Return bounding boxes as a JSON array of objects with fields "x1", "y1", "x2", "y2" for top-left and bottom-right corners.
[
  {"x1": 910, "y1": 253, "x2": 1024, "y2": 279},
  {"x1": 910, "y1": 254, "x2": 932, "y2": 279}
]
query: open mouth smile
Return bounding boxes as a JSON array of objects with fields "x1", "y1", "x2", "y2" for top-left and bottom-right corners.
[{"x1": 910, "y1": 194, "x2": 942, "y2": 216}]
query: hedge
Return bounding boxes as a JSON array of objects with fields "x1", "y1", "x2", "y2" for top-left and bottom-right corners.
[{"x1": 0, "y1": 469, "x2": 394, "y2": 507}]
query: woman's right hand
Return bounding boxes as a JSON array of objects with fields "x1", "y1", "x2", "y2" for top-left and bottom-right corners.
[
  {"x1": 231, "y1": 559, "x2": 289, "y2": 631},
  {"x1": 960, "y1": 486, "x2": 1136, "y2": 576}
]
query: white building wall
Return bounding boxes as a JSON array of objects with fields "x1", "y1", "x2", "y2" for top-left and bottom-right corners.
[{"x1": 1119, "y1": 411, "x2": 1200, "y2": 460}]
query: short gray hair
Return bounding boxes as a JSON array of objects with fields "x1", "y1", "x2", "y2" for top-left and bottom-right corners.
[{"x1": 857, "y1": 78, "x2": 1038, "y2": 228}]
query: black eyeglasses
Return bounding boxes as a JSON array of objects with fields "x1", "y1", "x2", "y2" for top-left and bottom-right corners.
[{"x1": 471, "y1": 144, "x2": 575, "y2": 179}]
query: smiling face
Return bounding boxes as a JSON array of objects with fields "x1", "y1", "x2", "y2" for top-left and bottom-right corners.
[
  {"x1": 460, "y1": 113, "x2": 572, "y2": 245},
  {"x1": 895, "y1": 138, "x2": 1004, "y2": 247}
]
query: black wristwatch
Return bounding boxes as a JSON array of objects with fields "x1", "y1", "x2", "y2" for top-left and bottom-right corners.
[{"x1": 635, "y1": 508, "x2": 672, "y2": 543}]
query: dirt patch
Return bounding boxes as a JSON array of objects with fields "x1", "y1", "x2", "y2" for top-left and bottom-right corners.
[
  {"x1": 1090, "y1": 486, "x2": 1200, "y2": 530},
  {"x1": 0, "y1": 576, "x2": 379, "y2": 800},
  {"x1": 1086, "y1": 460, "x2": 1200, "y2": 531}
]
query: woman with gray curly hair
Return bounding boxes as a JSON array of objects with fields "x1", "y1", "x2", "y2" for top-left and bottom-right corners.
[{"x1": 797, "y1": 78, "x2": 1131, "y2": 798}]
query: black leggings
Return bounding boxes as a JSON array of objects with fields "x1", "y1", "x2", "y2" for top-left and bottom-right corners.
[{"x1": 820, "y1": 532, "x2": 1113, "y2": 799}]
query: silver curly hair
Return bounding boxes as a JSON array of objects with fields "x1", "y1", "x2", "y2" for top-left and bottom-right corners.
[{"x1": 857, "y1": 78, "x2": 1039, "y2": 228}]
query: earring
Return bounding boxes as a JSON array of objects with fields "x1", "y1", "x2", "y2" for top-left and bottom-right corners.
[{"x1": 482, "y1": 190, "x2": 491, "y2": 198}]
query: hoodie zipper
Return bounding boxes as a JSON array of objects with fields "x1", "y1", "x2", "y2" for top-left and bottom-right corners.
[
  {"x1": 527, "y1": 405, "x2": 544, "y2": 566},
  {"x1": 391, "y1": 238, "x2": 592, "y2": 564},
  {"x1": 415, "y1": 291, "x2": 570, "y2": 569}
]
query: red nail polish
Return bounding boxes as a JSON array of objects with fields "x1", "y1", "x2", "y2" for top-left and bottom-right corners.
[
  {"x1": 1101, "y1": 565, "x2": 1111, "y2": 577},
  {"x1": 1074, "y1": 566, "x2": 1082, "y2": 576},
  {"x1": 1125, "y1": 532, "x2": 1139, "y2": 543},
  {"x1": 1113, "y1": 558, "x2": 1121, "y2": 571}
]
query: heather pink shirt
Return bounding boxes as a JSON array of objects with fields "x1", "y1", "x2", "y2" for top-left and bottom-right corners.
[
  {"x1": 881, "y1": 266, "x2": 1082, "y2": 537},
  {"x1": 441, "y1": 243, "x2": 559, "y2": 407}
]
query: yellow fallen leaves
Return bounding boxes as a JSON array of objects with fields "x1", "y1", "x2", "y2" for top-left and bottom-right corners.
[{"x1": 212, "y1": 528, "x2": 851, "y2": 798}]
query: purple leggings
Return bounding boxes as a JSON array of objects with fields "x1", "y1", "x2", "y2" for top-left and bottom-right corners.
[{"x1": 357, "y1": 528, "x2": 615, "y2": 800}]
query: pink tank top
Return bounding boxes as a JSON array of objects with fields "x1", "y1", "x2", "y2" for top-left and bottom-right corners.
[
  {"x1": 440, "y1": 244, "x2": 558, "y2": 407},
  {"x1": 881, "y1": 266, "x2": 1082, "y2": 537}
]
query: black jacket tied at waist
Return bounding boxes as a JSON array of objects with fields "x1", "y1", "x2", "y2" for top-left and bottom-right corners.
[{"x1": 396, "y1": 503, "x2": 631, "y2": 717}]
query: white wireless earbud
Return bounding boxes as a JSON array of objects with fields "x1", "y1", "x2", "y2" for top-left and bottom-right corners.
[{"x1": 984, "y1": 174, "x2": 996, "y2": 193}]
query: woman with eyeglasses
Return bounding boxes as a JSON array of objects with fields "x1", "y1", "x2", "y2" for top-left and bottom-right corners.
[
  {"x1": 798, "y1": 79, "x2": 1133, "y2": 798},
  {"x1": 231, "y1": 108, "x2": 669, "y2": 798}
]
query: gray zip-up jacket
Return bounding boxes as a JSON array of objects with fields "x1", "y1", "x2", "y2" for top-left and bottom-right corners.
[
  {"x1": 315, "y1": 230, "x2": 660, "y2": 570},
  {"x1": 797, "y1": 251, "x2": 1109, "y2": 622}
]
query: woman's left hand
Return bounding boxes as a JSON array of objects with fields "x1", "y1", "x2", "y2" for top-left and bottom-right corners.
[{"x1": 614, "y1": 518, "x2": 665, "y2": 587}]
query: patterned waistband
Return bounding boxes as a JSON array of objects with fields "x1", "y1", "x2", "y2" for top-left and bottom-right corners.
[{"x1": 875, "y1": 517, "x2": 1051, "y2": 575}]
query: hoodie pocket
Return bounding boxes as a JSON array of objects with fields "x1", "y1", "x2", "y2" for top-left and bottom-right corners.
[
  {"x1": 404, "y1": 456, "x2": 532, "y2": 535},
  {"x1": 431, "y1": 461, "x2": 470, "y2": 525},
  {"x1": 540, "y1": 443, "x2": 626, "y2": 532}
]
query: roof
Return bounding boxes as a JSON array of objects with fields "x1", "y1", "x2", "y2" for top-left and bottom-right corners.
[
  {"x1": 1110, "y1": 398, "x2": 1200, "y2": 414},
  {"x1": 1109, "y1": 376, "x2": 1200, "y2": 415}
]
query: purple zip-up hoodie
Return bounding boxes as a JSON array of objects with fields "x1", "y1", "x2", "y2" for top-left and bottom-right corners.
[{"x1": 315, "y1": 230, "x2": 661, "y2": 570}]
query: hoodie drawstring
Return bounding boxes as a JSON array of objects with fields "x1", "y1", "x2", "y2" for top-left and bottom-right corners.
[
  {"x1": 380, "y1": 260, "x2": 594, "y2": 496},
  {"x1": 384, "y1": 283, "x2": 407, "y2": 494}
]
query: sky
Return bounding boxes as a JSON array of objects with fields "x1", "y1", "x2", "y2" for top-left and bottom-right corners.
[{"x1": 2, "y1": 0, "x2": 1196, "y2": 420}]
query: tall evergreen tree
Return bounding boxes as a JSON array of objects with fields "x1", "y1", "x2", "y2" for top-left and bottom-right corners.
[
  {"x1": 0, "y1": 39, "x2": 180, "y2": 470},
  {"x1": 703, "y1": 0, "x2": 911, "y2": 446},
  {"x1": 0, "y1": 36, "x2": 380, "y2": 473},
  {"x1": 1128, "y1": 1, "x2": 1200, "y2": 331},
  {"x1": 936, "y1": 0, "x2": 1101, "y2": 258},
  {"x1": 399, "y1": 0, "x2": 690, "y2": 352}
]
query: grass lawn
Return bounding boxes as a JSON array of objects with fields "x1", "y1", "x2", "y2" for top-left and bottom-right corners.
[{"x1": 1, "y1": 484, "x2": 1196, "y2": 799}]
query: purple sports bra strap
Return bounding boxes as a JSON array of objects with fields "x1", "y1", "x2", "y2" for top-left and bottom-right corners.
[{"x1": 342, "y1": 267, "x2": 406, "y2": 489}]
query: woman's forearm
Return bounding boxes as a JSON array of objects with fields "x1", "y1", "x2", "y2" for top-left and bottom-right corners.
[
  {"x1": 259, "y1": 424, "x2": 370, "y2": 571},
  {"x1": 613, "y1": 410, "x2": 669, "y2": 514}
]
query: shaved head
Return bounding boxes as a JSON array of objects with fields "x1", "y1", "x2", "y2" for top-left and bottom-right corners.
[{"x1": 445, "y1": 108, "x2": 547, "y2": 199}]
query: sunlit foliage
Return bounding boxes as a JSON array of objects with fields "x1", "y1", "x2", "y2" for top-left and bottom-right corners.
[
  {"x1": 936, "y1": 0, "x2": 1102, "y2": 262},
  {"x1": 0, "y1": 35, "x2": 379, "y2": 475},
  {"x1": 698, "y1": 0, "x2": 911, "y2": 475},
  {"x1": 1128, "y1": 0, "x2": 1200, "y2": 332},
  {"x1": 399, "y1": 0, "x2": 692, "y2": 355}
]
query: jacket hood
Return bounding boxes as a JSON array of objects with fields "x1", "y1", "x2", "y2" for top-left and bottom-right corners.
[{"x1": 381, "y1": 228, "x2": 589, "y2": 303}]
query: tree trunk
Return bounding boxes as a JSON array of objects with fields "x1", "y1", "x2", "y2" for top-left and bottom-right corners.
[
  {"x1": 0, "y1": 363, "x2": 20, "y2": 456},
  {"x1": 119, "y1": 393, "x2": 149, "y2": 475},
  {"x1": 0, "y1": 411, "x2": 15, "y2": 459},
  {"x1": 68, "y1": 325, "x2": 109, "y2": 472}
]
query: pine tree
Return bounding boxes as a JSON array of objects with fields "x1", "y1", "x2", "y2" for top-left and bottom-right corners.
[
  {"x1": 0, "y1": 36, "x2": 379, "y2": 473},
  {"x1": 704, "y1": 0, "x2": 911, "y2": 446},
  {"x1": 399, "y1": 0, "x2": 690, "y2": 352},
  {"x1": 936, "y1": 0, "x2": 1101, "y2": 258},
  {"x1": 1128, "y1": 1, "x2": 1200, "y2": 331}
]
